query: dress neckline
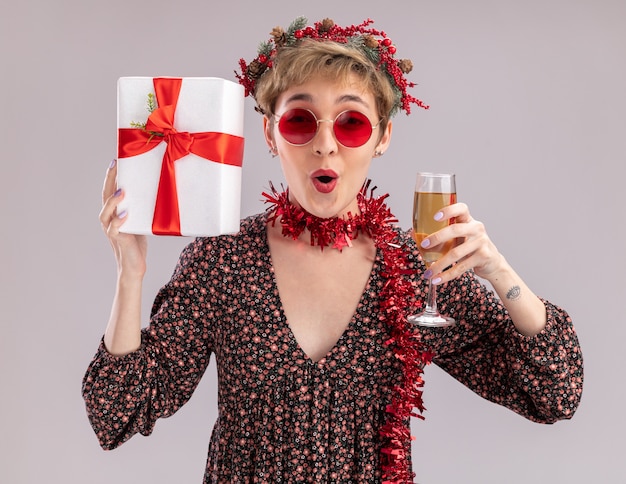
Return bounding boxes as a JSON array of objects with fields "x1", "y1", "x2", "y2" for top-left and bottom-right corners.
[{"x1": 261, "y1": 212, "x2": 382, "y2": 366}]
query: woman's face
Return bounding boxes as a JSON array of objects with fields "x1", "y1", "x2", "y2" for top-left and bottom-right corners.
[{"x1": 264, "y1": 74, "x2": 392, "y2": 219}]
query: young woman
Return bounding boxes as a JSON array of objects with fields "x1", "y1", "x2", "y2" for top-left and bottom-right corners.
[{"x1": 83, "y1": 17, "x2": 583, "y2": 483}]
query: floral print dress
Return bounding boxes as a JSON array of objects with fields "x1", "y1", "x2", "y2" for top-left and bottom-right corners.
[{"x1": 82, "y1": 212, "x2": 583, "y2": 483}]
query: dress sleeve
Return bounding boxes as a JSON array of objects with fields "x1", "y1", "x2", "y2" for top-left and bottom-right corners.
[
  {"x1": 82, "y1": 237, "x2": 221, "y2": 450},
  {"x1": 415, "y1": 258, "x2": 584, "y2": 424}
]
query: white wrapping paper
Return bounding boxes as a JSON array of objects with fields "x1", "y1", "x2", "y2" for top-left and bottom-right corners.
[{"x1": 117, "y1": 77, "x2": 244, "y2": 236}]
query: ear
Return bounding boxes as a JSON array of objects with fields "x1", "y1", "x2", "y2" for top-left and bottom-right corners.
[
  {"x1": 263, "y1": 116, "x2": 275, "y2": 151},
  {"x1": 374, "y1": 120, "x2": 392, "y2": 156}
]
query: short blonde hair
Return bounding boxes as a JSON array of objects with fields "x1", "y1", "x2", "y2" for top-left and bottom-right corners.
[{"x1": 254, "y1": 40, "x2": 397, "y2": 129}]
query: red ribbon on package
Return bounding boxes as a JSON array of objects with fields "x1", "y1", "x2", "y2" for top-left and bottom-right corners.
[{"x1": 118, "y1": 77, "x2": 244, "y2": 235}]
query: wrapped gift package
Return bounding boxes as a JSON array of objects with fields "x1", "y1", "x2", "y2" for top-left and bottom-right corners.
[{"x1": 117, "y1": 77, "x2": 245, "y2": 236}]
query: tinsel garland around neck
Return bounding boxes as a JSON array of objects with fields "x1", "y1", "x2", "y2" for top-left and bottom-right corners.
[{"x1": 262, "y1": 180, "x2": 434, "y2": 483}]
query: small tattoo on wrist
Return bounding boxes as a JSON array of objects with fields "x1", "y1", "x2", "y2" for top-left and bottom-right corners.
[{"x1": 506, "y1": 285, "x2": 521, "y2": 301}]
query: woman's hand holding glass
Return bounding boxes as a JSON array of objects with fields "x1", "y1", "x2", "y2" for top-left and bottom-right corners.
[
  {"x1": 420, "y1": 202, "x2": 505, "y2": 288},
  {"x1": 409, "y1": 171, "x2": 509, "y2": 328}
]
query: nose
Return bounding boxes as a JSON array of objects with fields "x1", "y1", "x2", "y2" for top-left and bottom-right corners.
[{"x1": 311, "y1": 119, "x2": 337, "y2": 156}]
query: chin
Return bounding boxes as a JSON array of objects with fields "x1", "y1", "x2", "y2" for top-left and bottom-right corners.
[
  {"x1": 290, "y1": 181, "x2": 361, "y2": 218},
  {"x1": 308, "y1": 198, "x2": 359, "y2": 219}
]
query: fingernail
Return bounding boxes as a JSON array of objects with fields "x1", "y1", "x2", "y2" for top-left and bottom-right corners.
[
  {"x1": 423, "y1": 269, "x2": 433, "y2": 279},
  {"x1": 434, "y1": 211, "x2": 444, "y2": 221},
  {"x1": 114, "y1": 188, "x2": 122, "y2": 197},
  {"x1": 420, "y1": 238, "x2": 431, "y2": 248},
  {"x1": 109, "y1": 159, "x2": 117, "y2": 169},
  {"x1": 118, "y1": 210, "x2": 127, "y2": 219},
  {"x1": 431, "y1": 277, "x2": 442, "y2": 285}
]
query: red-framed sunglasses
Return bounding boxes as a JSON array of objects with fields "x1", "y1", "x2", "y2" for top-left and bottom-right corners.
[{"x1": 275, "y1": 108, "x2": 383, "y2": 148}]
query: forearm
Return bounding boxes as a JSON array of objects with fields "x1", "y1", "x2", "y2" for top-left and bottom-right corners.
[
  {"x1": 486, "y1": 255, "x2": 546, "y2": 337},
  {"x1": 423, "y1": 264, "x2": 583, "y2": 423},
  {"x1": 104, "y1": 272, "x2": 143, "y2": 356}
]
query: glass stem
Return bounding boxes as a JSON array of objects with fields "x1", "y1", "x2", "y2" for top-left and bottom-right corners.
[{"x1": 424, "y1": 279, "x2": 439, "y2": 316}]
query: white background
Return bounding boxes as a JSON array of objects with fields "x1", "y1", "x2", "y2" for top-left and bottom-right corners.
[{"x1": 1, "y1": 0, "x2": 624, "y2": 482}]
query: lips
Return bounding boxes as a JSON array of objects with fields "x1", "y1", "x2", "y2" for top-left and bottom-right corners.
[{"x1": 311, "y1": 169, "x2": 338, "y2": 193}]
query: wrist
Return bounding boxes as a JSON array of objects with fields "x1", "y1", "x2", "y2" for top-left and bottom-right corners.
[
  {"x1": 117, "y1": 266, "x2": 146, "y2": 283},
  {"x1": 480, "y1": 253, "x2": 511, "y2": 285}
]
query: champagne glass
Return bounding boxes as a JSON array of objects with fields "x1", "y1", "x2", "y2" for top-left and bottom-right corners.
[{"x1": 408, "y1": 172, "x2": 457, "y2": 327}]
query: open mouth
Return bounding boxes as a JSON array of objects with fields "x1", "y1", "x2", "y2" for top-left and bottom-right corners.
[{"x1": 311, "y1": 171, "x2": 338, "y2": 193}]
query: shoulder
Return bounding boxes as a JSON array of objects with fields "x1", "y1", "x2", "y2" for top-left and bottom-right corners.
[
  {"x1": 184, "y1": 212, "x2": 267, "y2": 252},
  {"x1": 175, "y1": 212, "x2": 269, "y2": 270}
]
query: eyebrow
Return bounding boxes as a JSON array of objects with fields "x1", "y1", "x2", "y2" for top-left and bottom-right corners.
[
  {"x1": 283, "y1": 93, "x2": 370, "y2": 108},
  {"x1": 337, "y1": 94, "x2": 370, "y2": 107}
]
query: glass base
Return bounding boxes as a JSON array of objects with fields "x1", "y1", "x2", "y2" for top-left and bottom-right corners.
[{"x1": 407, "y1": 312, "x2": 456, "y2": 327}]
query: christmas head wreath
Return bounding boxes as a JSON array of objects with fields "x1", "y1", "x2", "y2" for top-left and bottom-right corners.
[{"x1": 236, "y1": 16, "x2": 429, "y2": 116}]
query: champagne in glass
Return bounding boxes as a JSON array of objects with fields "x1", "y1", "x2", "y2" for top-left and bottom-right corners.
[{"x1": 408, "y1": 173, "x2": 457, "y2": 327}]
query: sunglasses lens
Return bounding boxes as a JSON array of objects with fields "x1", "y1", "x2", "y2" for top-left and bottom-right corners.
[
  {"x1": 277, "y1": 109, "x2": 318, "y2": 145},
  {"x1": 334, "y1": 111, "x2": 373, "y2": 148}
]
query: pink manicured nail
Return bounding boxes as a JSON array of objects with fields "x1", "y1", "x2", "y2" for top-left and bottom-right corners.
[
  {"x1": 118, "y1": 210, "x2": 127, "y2": 219},
  {"x1": 109, "y1": 159, "x2": 117, "y2": 169}
]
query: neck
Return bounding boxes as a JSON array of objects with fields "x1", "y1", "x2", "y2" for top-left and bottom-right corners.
[
  {"x1": 269, "y1": 215, "x2": 374, "y2": 252},
  {"x1": 262, "y1": 181, "x2": 381, "y2": 251}
]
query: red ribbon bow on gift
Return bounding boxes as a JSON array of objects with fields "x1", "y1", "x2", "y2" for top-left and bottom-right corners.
[{"x1": 118, "y1": 77, "x2": 244, "y2": 235}]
